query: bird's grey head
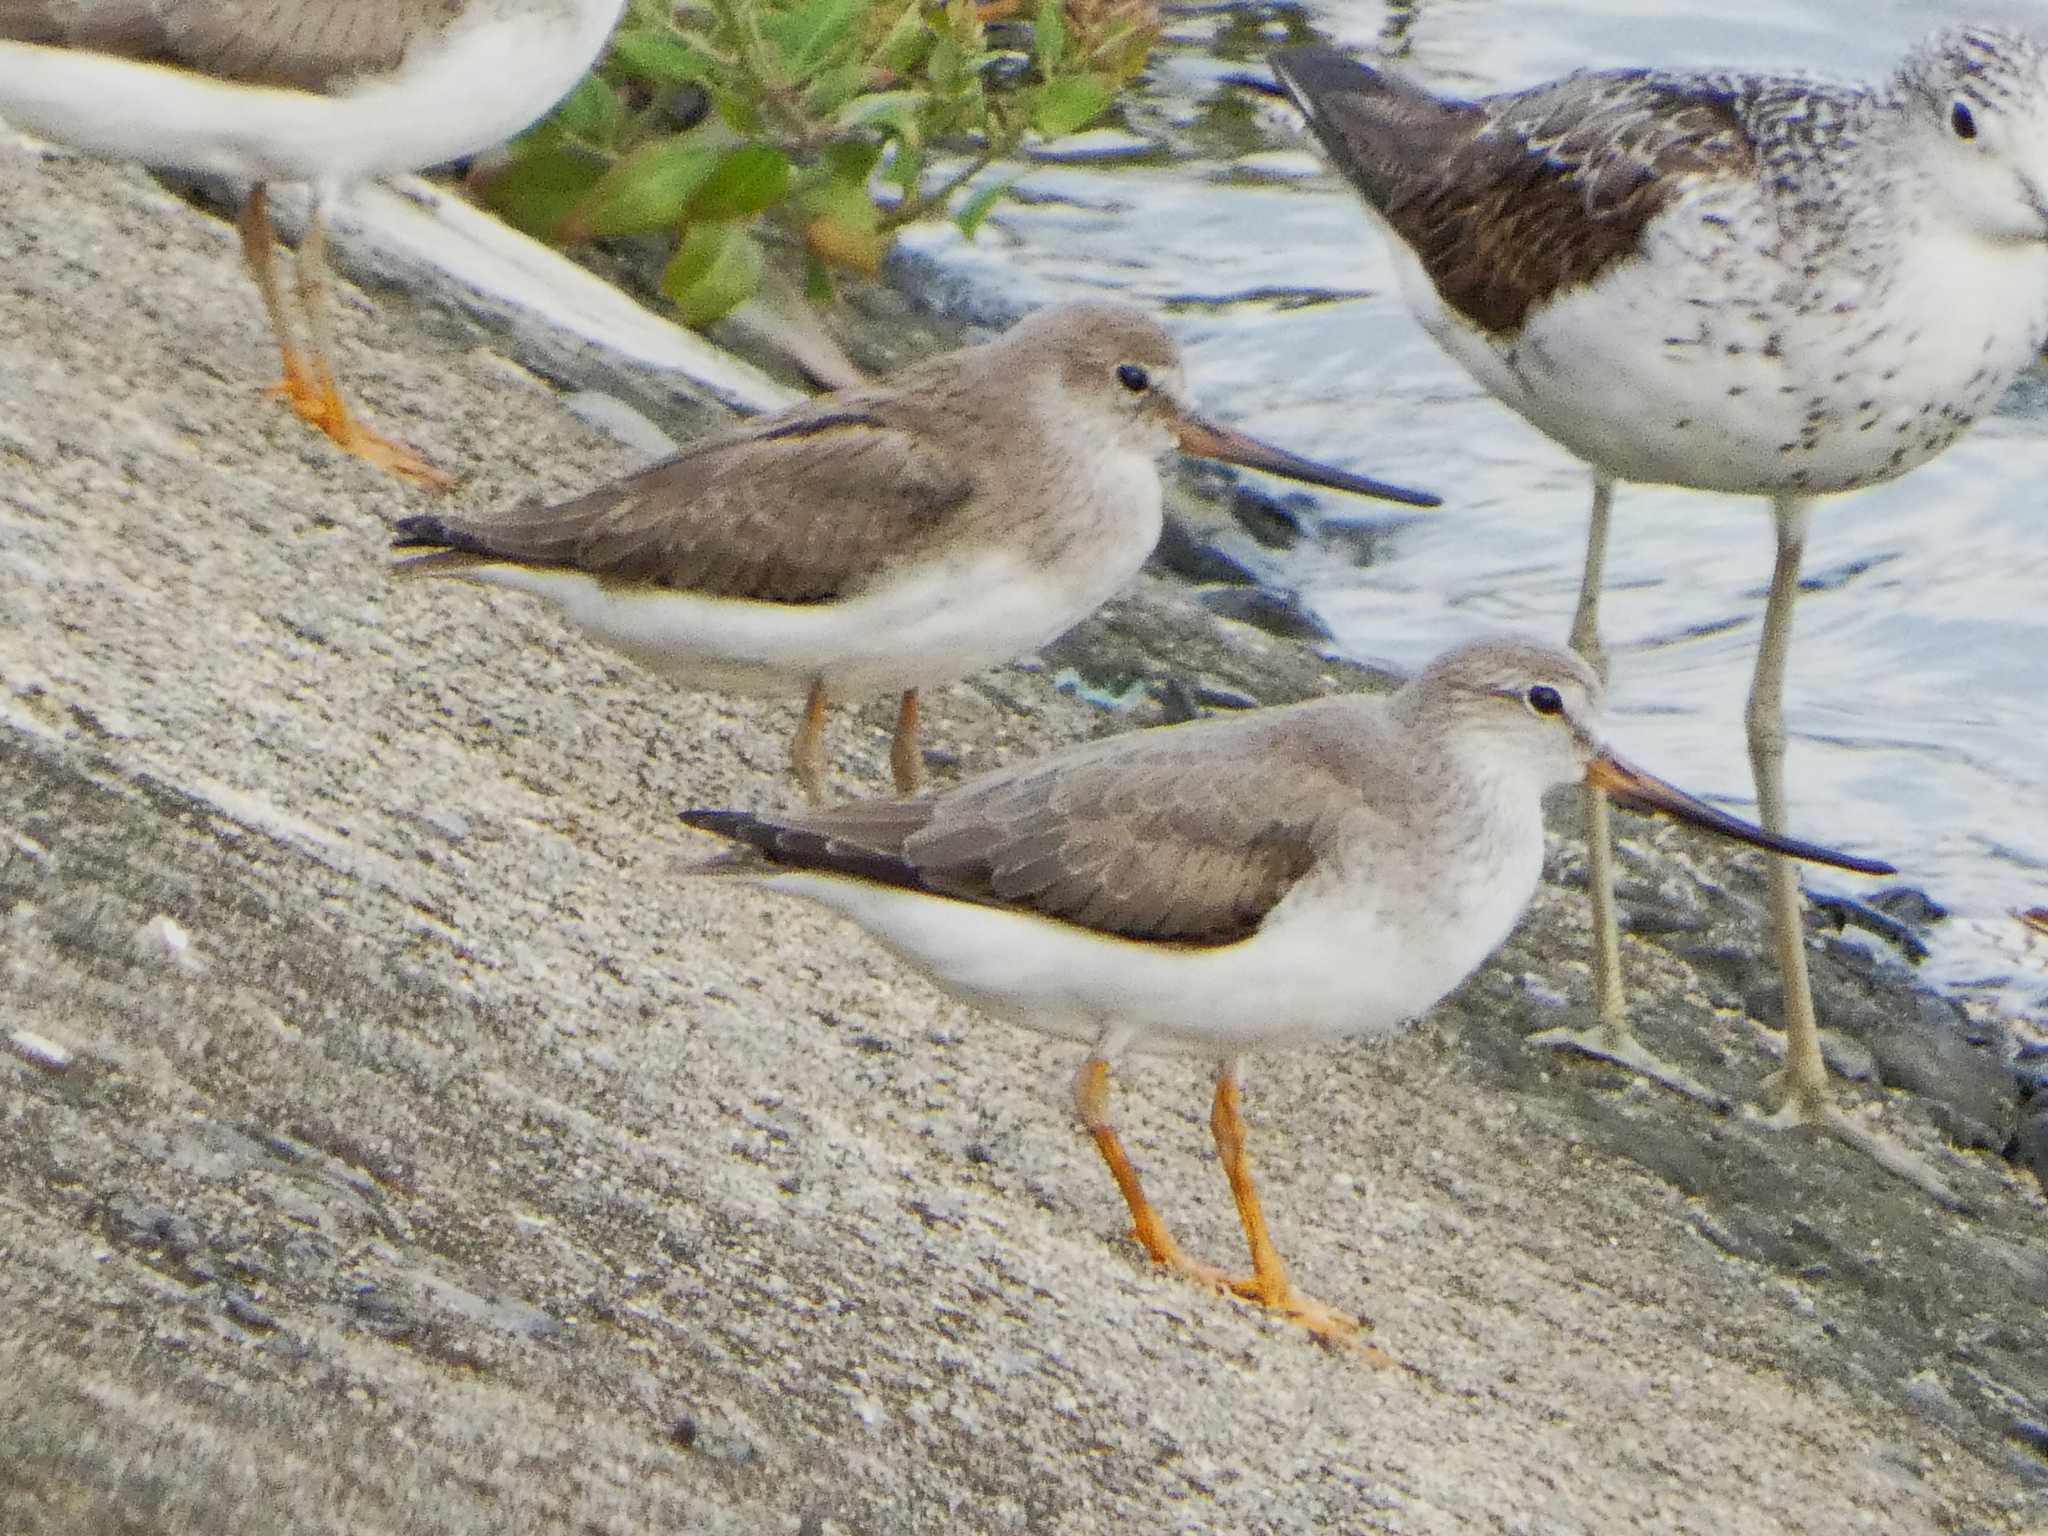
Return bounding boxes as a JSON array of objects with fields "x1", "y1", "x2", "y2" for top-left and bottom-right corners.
[
  {"x1": 1396, "y1": 638, "x2": 1606, "y2": 791},
  {"x1": 1893, "y1": 25, "x2": 2048, "y2": 242},
  {"x1": 993, "y1": 300, "x2": 1442, "y2": 510},
  {"x1": 998, "y1": 300, "x2": 1196, "y2": 456}
]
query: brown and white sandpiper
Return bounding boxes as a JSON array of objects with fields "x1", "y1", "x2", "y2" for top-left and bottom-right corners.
[
  {"x1": 391, "y1": 298, "x2": 1439, "y2": 804},
  {"x1": 677, "y1": 636, "x2": 1893, "y2": 1350},
  {"x1": 1272, "y1": 28, "x2": 2048, "y2": 1201},
  {"x1": 0, "y1": 0, "x2": 628, "y2": 485}
]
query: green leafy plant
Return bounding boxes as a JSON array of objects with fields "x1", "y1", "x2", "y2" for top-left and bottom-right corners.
[{"x1": 477, "y1": 0, "x2": 1160, "y2": 324}]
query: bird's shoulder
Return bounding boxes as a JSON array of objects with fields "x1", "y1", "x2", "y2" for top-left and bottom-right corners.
[{"x1": 1286, "y1": 51, "x2": 1775, "y2": 331}]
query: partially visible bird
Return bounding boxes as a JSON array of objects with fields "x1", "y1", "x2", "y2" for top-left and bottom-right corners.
[
  {"x1": 0, "y1": 0, "x2": 629, "y2": 484},
  {"x1": 1272, "y1": 27, "x2": 2048, "y2": 1200}
]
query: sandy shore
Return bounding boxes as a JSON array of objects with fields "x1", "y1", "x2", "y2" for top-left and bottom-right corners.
[{"x1": 2, "y1": 139, "x2": 2043, "y2": 1532}]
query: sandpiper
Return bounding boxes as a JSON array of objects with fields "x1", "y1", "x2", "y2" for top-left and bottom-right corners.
[
  {"x1": 0, "y1": 0, "x2": 628, "y2": 485},
  {"x1": 392, "y1": 299, "x2": 1438, "y2": 804},
  {"x1": 1272, "y1": 26, "x2": 2048, "y2": 1198},
  {"x1": 677, "y1": 637, "x2": 1893, "y2": 1348}
]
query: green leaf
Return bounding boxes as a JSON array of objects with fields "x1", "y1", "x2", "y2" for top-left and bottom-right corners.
[
  {"x1": 1034, "y1": 0, "x2": 1067, "y2": 75},
  {"x1": 561, "y1": 137, "x2": 722, "y2": 240},
  {"x1": 837, "y1": 88, "x2": 929, "y2": 132},
  {"x1": 476, "y1": 141, "x2": 612, "y2": 240},
  {"x1": 797, "y1": 167, "x2": 880, "y2": 226},
  {"x1": 819, "y1": 138, "x2": 884, "y2": 186},
  {"x1": 882, "y1": 140, "x2": 924, "y2": 195},
  {"x1": 688, "y1": 144, "x2": 792, "y2": 219},
  {"x1": 552, "y1": 74, "x2": 624, "y2": 146},
  {"x1": 927, "y1": 33, "x2": 962, "y2": 93},
  {"x1": 1033, "y1": 73, "x2": 1111, "y2": 139},
  {"x1": 803, "y1": 60, "x2": 872, "y2": 118},
  {"x1": 757, "y1": 11, "x2": 803, "y2": 68},
  {"x1": 804, "y1": 210, "x2": 888, "y2": 276},
  {"x1": 608, "y1": 26, "x2": 716, "y2": 86},
  {"x1": 952, "y1": 175, "x2": 1016, "y2": 239},
  {"x1": 661, "y1": 221, "x2": 765, "y2": 326},
  {"x1": 803, "y1": 250, "x2": 837, "y2": 306},
  {"x1": 789, "y1": 0, "x2": 869, "y2": 71},
  {"x1": 873, "y1": 0, "x2": 931, "y2": 73}
]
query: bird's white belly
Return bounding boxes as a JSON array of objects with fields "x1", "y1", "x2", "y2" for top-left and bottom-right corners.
[
  {"x1": 1393, "y1": 218, "x2": 2048, "y2": 496},
  {"x1": 0, "y1": 2, "x2": 623, "y2": 184},
  {"x1": 455, "y1": 546, "x2": 1134, "y2": 701},
  {"x1": 763, "y1": 866, "x2": 1533, "y2": 1060}
]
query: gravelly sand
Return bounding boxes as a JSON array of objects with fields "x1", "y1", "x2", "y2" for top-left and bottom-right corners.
[{"x1": 2, "y1": 139, "x2": 2044, "y2": 1534}]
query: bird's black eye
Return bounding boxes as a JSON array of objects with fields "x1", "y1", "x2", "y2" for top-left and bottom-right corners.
[
  {"x1": 1951, "y1": 100, "x2": 1977, "y2": 140},
  {"x1": 1116, "y1": 363, "x2": 1150, "y2": 393},
  {"x1": 1525, "y1": 684, "x2": 1565, "y2": 717}
]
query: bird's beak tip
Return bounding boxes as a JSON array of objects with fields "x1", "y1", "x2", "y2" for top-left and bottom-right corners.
[
  {"x1": 1172, "y1": 413, "x2": 1439, "y2": 508},
  {"x1": 1585, "y1": 751, "x2": 1892, "y2": 876}
]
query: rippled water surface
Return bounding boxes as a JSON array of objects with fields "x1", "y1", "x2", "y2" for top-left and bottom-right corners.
[{"x1": 898, "y1": 0, "x2": 2048, "y2": 1023}]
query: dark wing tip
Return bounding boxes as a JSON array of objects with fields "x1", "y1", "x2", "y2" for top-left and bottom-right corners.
[
  {"x1": 679, "y1": 808, "x2": 770, "y2": 846},
  {"x1": 390, "y1": 513, "x2": 501, "y2": 558},
  {"x1": 1269, "y1": 45, "x2": 1386, "y2": 113},
  {"x1": 391, "y1": 513, "x2": 456, "y2": 552},
  {"x1": 678, "y1": 809, "x2": 934, "y2": 893}
]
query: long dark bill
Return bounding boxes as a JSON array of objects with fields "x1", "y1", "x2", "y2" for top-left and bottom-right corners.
[
  {"x1": 1585, "y1": 753, "x2": 1894, "y2": 876},
  {"x1": 1175, "y1": 413, "x2": 1440, "y2": 507}
]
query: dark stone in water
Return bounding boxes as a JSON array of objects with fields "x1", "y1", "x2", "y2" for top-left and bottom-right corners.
[
  {"x1": 1809, "y1": 891, "x2": 1932, "y2": 962},
  {"x1": 1151, "y1": 513, "x2": 1262, "y2": 586},
  {"x1": 2013, "y1": 1101, "x2": 2048, "y2": 1186},
  {"x1": 1230, "y1": 483, "x2": 1316, "y2": 548},
  {"x1": 1819, "y1": 984, "x2": 2018, "y2": 1151},
  {"x1": 1868, "y1": 885, "x2": 1948, "y2": 927},
  {"x1": 1195, "y1": 586, "x2": 1333, "y2": 642}
]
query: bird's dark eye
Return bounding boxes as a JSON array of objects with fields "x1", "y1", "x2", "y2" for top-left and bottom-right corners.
[
  {"x1": 1951, "y1": 100, "x2": 1977, "y2": 140},
  {"x1": 1116, "y1": 363, "x2": 1150, "y2": 393},
  {"x1": 1525, "y1": 684, "x2": 1565, "y2": 717}
]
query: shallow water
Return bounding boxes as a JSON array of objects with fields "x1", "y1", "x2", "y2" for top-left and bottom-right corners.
[{"x1": 897, "y1": 0, "x2": 2048, "y2": 1025}]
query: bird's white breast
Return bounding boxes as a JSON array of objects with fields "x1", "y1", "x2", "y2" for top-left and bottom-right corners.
[
  {"x1": 1390, "y1": 180, "x2": 2048, "y2": 497},
  {"x1": 0, "y1": 1, "x2": 625, "y2": 185}
]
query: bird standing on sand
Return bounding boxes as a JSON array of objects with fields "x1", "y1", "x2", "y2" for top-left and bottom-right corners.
[
  {"x1": 0, "y1": 0, "x2": 628, "y2": 485},
  {"x1": 392, "y1": 299, "x2": 1438, "y2": 804},
  {"x1": 1272, "y1": 26, "x2": 2048, "y2": 1200},
  {"x1": 678, "y1": 638, "x2": 1892, "y2": 1348}
]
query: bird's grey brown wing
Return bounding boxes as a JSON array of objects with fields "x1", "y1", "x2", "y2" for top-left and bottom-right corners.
[
  {"x1": 1271, "y1": 49, "x2": 1759, "y2": 332},
  {"x1": 0, "y1": 0, "x2": 465, "y2": 90},
  {"x1": 393, "y1": 405, "x2": 980, "y2": 604},
  {"x1": 683, "y1": 710, "x2": 1355, "y2": 946}
]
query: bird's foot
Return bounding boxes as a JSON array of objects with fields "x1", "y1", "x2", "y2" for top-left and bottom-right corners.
[
  {"x1": 1223, "y1": 1274, "x2": 1388, "y2": 1360},
  {"x1": 266, "y1": 370, "x2": 454, "y2": 489},
  {"x1": 1136, "y1": 1240, "x2": 1389, "y2": 1360},
  {"x1": 1524, "y1": 1022, "x2": 1729, "y2": 1111},
  {"x1": 1750, "y1": 1068, "x2": 1964, "y2": 1210}
]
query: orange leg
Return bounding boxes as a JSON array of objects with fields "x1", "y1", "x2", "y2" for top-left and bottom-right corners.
[
  {"x1": 1209, "y1": 1062, "x2": 1389, "y2": 1360},
  {"x1": 293, "y1": 206, "x2": 453, "y2": 488},
  {"x1": 236, "y1": 186, "x2": 451, "y2": 488},
  {"x1": 1072, "y1": 1055, "x2": 1234, "y2": 1288},
  {"x1": 237, "y1": 186, "x2": 319, "y2": 408},
  {"x1": 889, "y1": 689, "x2": 925, "y2": 796},
  {"x1": 793, "y1": 680, "x2": 830, "y2": 806}
]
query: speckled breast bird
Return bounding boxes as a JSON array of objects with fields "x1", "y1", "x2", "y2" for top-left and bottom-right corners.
[{"x1": 1273, "y1": 25, "x2": 2048, "y2": 1203}]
